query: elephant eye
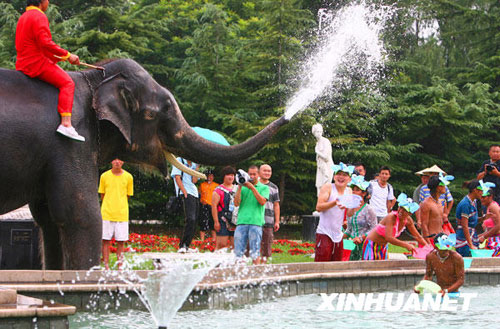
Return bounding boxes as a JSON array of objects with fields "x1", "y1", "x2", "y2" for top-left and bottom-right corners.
[{"x1": 144, "y1": 109, "x2": 157, "y2": 120}]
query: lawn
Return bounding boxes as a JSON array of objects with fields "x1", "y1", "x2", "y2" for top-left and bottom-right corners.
[{"x1": 103, "y1": 234, "x2": 408, "y2": 269}]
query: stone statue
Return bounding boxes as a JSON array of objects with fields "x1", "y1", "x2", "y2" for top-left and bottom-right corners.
[{"x1": 312, "y1": 123, "x2": 334, "y2": 195}]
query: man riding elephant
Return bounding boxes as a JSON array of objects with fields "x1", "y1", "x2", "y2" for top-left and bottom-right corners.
[
  {"x1": 16, "y1": 0, "x2": 85, "y2": 141},
  {"x1": 0, "y1": 56, "x2": 288, "y2": 270}
]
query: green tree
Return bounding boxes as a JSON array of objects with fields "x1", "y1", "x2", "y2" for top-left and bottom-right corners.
[{"x1": 0, "y1": 3, "x2": 19, "y2": 68}]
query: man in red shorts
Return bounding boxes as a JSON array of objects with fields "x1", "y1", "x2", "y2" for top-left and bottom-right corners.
[{"x1": 16, "y1": 0, "x2": 85, "y2": 142}]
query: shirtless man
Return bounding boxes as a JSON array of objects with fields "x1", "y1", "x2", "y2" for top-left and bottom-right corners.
[
  {"x1": 420, "y1": 175, "x2": 448, "y2": 244},
  {"x1": 422, "y1": 233, "x2": 464, "y2": 295}
]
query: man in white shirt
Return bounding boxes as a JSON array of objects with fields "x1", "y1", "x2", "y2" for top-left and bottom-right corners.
[
  {"x1": 171, "y1": 157, "x2": 199, "y2": 252},
  {"x1": 368, "y1": 166, "x2": 396, "y2": 222}
]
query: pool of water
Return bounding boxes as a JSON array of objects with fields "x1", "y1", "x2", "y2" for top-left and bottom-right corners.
[{"x1": 70, "y1": 285, "x2": 497, "y2": 329}]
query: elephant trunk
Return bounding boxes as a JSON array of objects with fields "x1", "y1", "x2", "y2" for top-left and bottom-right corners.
[{"x1": 165, "y1": 94, "x2": 288, "y2": 165}]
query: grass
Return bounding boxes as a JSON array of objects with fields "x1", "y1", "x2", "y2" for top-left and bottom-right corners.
[{"x1": 101, "y1": 235, "x2": 409, "y2": 270}]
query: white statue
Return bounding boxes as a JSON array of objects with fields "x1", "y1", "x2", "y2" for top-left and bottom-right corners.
[{"x1": 312, "y1": 123, "x2": 334, "y2": 196}]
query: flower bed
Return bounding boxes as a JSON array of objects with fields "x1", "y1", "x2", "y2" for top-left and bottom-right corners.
[{"x1": 108, "y1": 234, "x2": 315, "y2": 260}]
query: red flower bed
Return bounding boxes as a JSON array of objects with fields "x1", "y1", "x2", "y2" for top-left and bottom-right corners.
[
  {"x1": 274, "y1": 239, "x2": 299, "y2": 247},
  {"x1": 300, "y1": 242, "x2": 315, "y2": 248},
  {"x1": 288, "y1": 248, "x2": 314, "y2": 255},
  {"x1": 106, "y1": 235, "x2": 313, "y2": 256}
]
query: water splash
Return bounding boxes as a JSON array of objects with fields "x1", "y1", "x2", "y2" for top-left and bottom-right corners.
[
  {"x1": 284, "y1": 2, "x2": 389, "y2": 120},
  {"x1": 137, "y1": 252, "x2": 233, "y2": 328},
  {"x1": 68, "y1": 251, "x2": 291, "y2": 328}
]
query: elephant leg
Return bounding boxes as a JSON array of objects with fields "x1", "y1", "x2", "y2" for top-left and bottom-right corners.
[
  {"x1": 30, "y1": 200, "x2": 63, "y2": 270},
  {"x1": 45, "y1": 174, "x2": 103, "y2": 270},
  {"x1": 59, "y1": 214, "x2": 102, "y2": 270}
]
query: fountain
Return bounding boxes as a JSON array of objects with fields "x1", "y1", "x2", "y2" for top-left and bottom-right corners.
[{"x1": 137, "y1": 253, "x2": 233, "y2": 329}]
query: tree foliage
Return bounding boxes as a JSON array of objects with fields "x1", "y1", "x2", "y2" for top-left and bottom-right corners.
[{"x1": 1, "y1": 0, "x2": 499, "y2": 218}]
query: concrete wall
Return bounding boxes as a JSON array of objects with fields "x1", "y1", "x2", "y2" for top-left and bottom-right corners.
[{"x1": 1, "y1": 258, "x2": 499, "y2": 312}]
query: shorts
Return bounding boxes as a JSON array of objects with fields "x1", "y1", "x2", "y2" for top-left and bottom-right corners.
[
  {"x1": 455, "y1": 245, "x2": 471, "y2": 257},
  {"x1": 487, "y1": 236, "x2": 500, "y2": 257},
  {"x1": 361, "y1": 238, "x2": 387, "y2": 260},
  {"x1": 261, "y1": 227, "x2": 274, "y2": 258},
  {"x1": 349, "y1": 242, "x2": 363, "y2": 261},
  {"x1": 234, "y1": 225, "x2": 262, "y2": 259},
  {"x1": 314, "y1": 233, "x2": 343, "y2": 262},
  {"x1": 486, "y1": 236, "x2": 500, "y2": 249},
  {"x1": 102, "y1": 220, "x2": 129, "y2": 241},
  {"x1": 456, "y1": 228, "x2": 479, "y2": 257},
  {"x1": 216, "y1": 216, "x2": 235, "y2": 237},
  {"x1": 199, "y1": 203, "x2": 214, "y2": 231}
]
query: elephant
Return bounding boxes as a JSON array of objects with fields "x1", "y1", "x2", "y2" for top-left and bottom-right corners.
[{"x1": 0, "y1": 59, "x2": 288, "y2": 270}]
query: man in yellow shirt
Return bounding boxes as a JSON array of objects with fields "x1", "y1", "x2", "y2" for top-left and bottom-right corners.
[
  {"x1": 98, "y1": 158, "x2": 133, "y2": 270},
  {"x1": 198, "y1": 170, "x2": 219, "y2": 241}
]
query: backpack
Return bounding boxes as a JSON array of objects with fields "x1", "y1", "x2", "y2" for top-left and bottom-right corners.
[
  {"x1": 367, "y1": 180, "x2": 393, "y2": 199},
  {"x1": 166, "y1": 159, "x2": 186, "y2": 215},
  {"x1": 216, "y1": 185, "x2": 238, "y2": 228}
]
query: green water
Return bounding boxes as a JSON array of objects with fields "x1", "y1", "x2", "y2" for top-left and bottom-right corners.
[{"x1": 70, "y1": 285, "x2": 495, "y2": 329}]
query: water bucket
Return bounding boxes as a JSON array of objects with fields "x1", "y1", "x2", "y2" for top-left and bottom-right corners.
[
  {"x1": 342, "y1": 249, "x2": 352, "y2": 261},
  {"x1": 412, "y1": 245, "x2": 434, "y2": 259},
  {"x1": 470, "y1": 249, "x2": 494, "y2": 258},
  {"x1": 343, "y1": 239, "x2": 356, "y2": 251},
  {"x1": 463, "y1": 257, "x2": 473, "y2": 269}
]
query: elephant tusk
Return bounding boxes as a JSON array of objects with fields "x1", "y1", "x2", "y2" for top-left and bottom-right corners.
[{"x1": 164, "y1": 151, "x2": 207, "y2": 180}]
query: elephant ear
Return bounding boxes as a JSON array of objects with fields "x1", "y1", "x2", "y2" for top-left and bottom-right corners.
[{"x1": 93, "y1": 73, "x2": 138, "y2": 144}]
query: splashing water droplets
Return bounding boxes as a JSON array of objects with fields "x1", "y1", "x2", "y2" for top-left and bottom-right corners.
[{"x1": 284, "y1": 3, "x2": 389, "y2": 120}]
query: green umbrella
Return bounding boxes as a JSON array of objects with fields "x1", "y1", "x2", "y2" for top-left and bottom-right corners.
[{"x1": 192, "y1": 127, "x2": 230, "y2": 146}]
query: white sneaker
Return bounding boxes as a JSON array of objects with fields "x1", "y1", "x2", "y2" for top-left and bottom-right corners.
[
  {"x1": 56, "y1": 125, "x2": 86, "y2": 142},
  {"x1": 187, "y1": 248, "x2": 199, "y2": 253},
  {"x1": 177, "y1": 247, "x2": 187, "y2": 253}
]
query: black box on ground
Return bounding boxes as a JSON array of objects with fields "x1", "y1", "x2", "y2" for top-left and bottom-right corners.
[
  {"x1": 301, "y1": 215, "x2": 319, "y2": 242},
  {"x1": 0, "y1": 214, "x2": 42, "y2": 269}
]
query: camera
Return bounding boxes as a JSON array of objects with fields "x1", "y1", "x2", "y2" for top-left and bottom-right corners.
[
  {"x1": 235, "y1": 169, "x2": 252, "y2": 185},
  {"x1": 487, "y1": 164, "x2": 495, "y2": 173}
]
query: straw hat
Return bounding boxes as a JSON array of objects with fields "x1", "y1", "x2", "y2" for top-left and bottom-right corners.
[
  {"x1": 415, "y1": 165, "x2": 447, "y2": 176},
  {"x1": 415, "y1": 167, "x2": 429, "y2": 176},
  {"x1": 422, "y1": 165, "x2": 446, "y2": 175}
]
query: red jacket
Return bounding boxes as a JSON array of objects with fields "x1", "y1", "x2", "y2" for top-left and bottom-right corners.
[{"x1": 15, "y1": 6, "x2": 70, "y2": 77}]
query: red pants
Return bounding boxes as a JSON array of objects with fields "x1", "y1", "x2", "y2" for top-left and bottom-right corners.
[
  {"x1": 314, "y1": 233, "x2": 344, "y2": 262},
  {"x1": 36, "y1": 63, "x2": 74, "y2": 116}
]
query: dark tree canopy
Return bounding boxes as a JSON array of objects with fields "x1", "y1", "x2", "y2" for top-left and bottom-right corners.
[{"x1": 1, "y1": 0, "x2": 499, "y2": 219}]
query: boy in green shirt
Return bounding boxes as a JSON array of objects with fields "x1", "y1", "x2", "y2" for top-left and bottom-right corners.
[{"x1": 234, "y1": 165, "x2": 269, "y2": 264}]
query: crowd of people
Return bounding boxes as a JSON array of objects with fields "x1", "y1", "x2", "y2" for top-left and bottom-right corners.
[
  {"x1": 315, "y1": 144, "x2": 500, "y2": 266},
  {"x1": 97, "y1": 144, "x2": 500, "y2": 270},
  {"x1": 97, "y1": 157, "x2": 281, "y2": 266},
  {"x1": 171, "y1": 158, "x2": 280, "y2": 265}
]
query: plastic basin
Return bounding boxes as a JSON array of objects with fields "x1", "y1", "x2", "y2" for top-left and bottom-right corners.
[
  {"x1": 470, "y1": 249, "x2": 494, "y2": 258},
  {"x1": 343, "y1": 239, "x2": 356, "y2": 251}
]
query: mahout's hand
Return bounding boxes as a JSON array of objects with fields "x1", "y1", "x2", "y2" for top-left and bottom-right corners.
[{"x1": 68, "y1": 54, "x2": 80, "y2": 65}]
